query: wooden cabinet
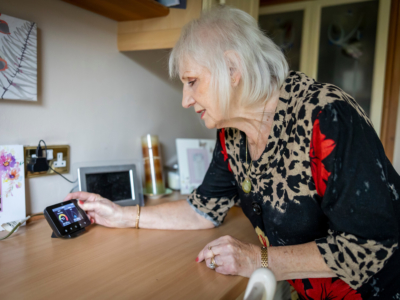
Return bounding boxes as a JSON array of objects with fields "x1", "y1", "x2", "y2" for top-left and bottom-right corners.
[
  {"x1": 258, "y1": 0, "x2": 391, "y2": 136},
  {"x1": 117, "y1": 0, "x2": 260, "y2": 51}
]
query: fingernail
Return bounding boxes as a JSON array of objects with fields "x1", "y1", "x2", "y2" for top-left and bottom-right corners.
[
  {"x1": 91, "y1": 219, "x2": 94, "y2": 224},
  {"x1": 79, "y1": 200, "x2": 84, "y2": 205},
  {"x1": 195, "y1": 257, "x2": 199, "y2": 262}
]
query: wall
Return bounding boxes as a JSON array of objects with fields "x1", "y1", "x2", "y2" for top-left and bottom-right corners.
[{"x1": 0, "y1": 0, "x2": 215, "y2": 214}]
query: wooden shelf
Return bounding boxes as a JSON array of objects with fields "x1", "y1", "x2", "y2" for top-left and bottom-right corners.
[{"x1": 61, "y1": 0, "x2": 170, "y2": 22}]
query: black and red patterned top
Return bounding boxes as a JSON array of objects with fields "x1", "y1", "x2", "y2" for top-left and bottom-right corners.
[{"x1": 187, "y1": 71, "x2": 400, "y2": 299}]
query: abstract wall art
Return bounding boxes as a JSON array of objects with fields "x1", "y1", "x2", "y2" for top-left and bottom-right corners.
[
  {"x1": 0, "y1": 13, "x2": 37, "y2": 101},
  {"x1": 0, "y1": 145, "x2": 26, "y2": 230}
]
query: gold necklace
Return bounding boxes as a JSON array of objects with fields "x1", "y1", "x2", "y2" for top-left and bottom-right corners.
[{"x1": 242, "y1": 103, "x2": 267, "y2": 194}]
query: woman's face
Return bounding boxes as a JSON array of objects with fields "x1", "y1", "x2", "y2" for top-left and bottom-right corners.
[{"x1": 180, "y1": 59, "x2": 224, "y2": 129}]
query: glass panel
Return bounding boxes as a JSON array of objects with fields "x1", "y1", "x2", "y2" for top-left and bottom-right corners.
[
  {"x1": 259, "y1": 10, "x2": 304, "y2": 71},
  {"x1": 317, "y1": 0, "x2": 379, "y2": 116}
]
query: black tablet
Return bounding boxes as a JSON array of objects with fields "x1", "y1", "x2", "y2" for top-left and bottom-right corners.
[{"x1": 44, "y1": 199, "x2": 91, "y2": 238}]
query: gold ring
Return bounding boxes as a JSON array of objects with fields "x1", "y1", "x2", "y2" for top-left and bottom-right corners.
[{"x1": 211, "y1": 256, "x2": 218, "y2": 268}]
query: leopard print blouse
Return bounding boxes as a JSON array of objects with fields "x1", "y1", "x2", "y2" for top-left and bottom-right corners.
[{"x1": 187, "y1": 71, "x2": 400, "y2": 299}]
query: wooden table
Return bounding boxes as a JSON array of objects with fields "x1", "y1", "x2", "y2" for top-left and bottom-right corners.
[{"x1": 0, "y1": 194, "x2": 259, "y2": 299}]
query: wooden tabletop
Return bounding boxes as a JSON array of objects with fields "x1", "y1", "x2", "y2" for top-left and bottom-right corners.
[{"x1": 0, "y1": 195, "x2": 259, "y2": 299}]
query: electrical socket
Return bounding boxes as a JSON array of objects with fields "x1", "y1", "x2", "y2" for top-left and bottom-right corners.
[
  {"x1": 53, "y1": 153, "x2": 66, "y2": 168},
  {"x1": 46, "y1": 149, "x2": 54, "y2": 160},
  {"x1": 25, "y1": 145, "x2": 70, "y2": 178}
]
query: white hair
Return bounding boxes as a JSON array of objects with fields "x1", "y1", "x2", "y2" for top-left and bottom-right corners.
[{"x1": 169, "y1": 6, "x2": 289, "y2": 115}]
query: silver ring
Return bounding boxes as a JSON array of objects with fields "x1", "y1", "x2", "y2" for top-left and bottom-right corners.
[{"x1": 209, "y1": 256, "x2": 218, "y2": 270}]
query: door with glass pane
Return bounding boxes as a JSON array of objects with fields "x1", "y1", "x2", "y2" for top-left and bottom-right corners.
[{"x1": 259, "y1": 0, "x2": 391, "y2": 135}]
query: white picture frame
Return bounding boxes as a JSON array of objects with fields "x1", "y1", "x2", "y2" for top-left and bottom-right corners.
[
  {"x1": 0, "y1": 145, "x2": 26, "y2": 230},
  {"x1": 176, "y1": 138, "x2": 216, "y2": 195}
]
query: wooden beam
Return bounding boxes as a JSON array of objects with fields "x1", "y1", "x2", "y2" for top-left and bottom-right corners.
[
  {"x1": 381, "y1": 0, "x2": 400, "y2": 162},
  {"x1": 61, "y1": 0, "x2": 170, "y2": 22}
]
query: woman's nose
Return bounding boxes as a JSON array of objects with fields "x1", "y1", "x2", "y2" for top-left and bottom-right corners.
[{"x1": 182, "y1": 93, "x2": 195, "y2": 109}]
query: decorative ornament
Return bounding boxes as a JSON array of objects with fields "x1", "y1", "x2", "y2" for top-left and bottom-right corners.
[{"x1": 242, "y1": 178, "x2": 252, "y2": 194}]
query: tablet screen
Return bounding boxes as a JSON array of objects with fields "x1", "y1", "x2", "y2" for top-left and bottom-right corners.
[
  {"x1": 52, "y1": 203, "x2": 82, "y2": 227},
  {"x1": 85, "y1": 171, "x2": 131, "y2": 201}
]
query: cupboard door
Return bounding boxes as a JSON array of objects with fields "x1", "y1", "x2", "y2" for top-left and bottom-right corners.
[
  {"x1": 258, "y1": 2, "x2": 313, "y2": 76},
  {"x1": 259, "y1": 0, "x2": 391, "y2": 135},
  {"x1": 259, "y1": 10, "x2": 304, "y2": 72},
  {"x1": 317, "y1": 0, "x2": 379, "y2": 117}
]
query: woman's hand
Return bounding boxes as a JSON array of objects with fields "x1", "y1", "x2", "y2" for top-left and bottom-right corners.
[
  {"x1": 196, "y1": 235, "x2": 261, "y2": 277},
  {"x1": 64, "y1": 192, "x2": 134, "y2": 228}
]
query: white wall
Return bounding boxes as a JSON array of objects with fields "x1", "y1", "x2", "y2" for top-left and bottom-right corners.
[
  {"x1": 393, "y1": 92, "x2": 400, "y2": 173},
  {"x1": 0, "y1": 0, "x2": 215, "y2": 214}
]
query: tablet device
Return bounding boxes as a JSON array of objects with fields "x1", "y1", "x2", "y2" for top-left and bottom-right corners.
[
  {"x1": 77, "y1": 164, "x2": 143, "y2": 207},
  {"x1": 44, "y1": 199, "x2": 91, "y2": 238}
]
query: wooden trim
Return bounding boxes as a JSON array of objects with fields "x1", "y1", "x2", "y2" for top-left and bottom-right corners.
[
  {"x1": 260, "y1": 0, "x2": 311, "y2": 6},
  {"x1": 61, "y1": 0, "x2": 170, "y2": 22},
  {"x1": 381, "y1": 0, "x2": 400, "y2": 162}
]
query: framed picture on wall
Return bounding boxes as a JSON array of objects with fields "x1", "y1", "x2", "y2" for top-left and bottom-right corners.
[
  {"x1": 176, "y1": 138, "x2": 216, "y2": 195},
  {"x1": 0, "y1": 13, "x2": 37, "y2": 101}
]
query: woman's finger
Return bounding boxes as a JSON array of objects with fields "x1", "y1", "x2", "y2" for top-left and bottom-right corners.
[
  {"x1": 205, "y1": 257, "x2": 215, "y2": 269},
  {"x1": 63, "y1": 191, "x2": 99, "y2": 202},
  {"x1": 78, "y1": 200, "x2": 100, "y2": 212},
  {"x1": 205, "y1": 255, "x2": 223, "y2": 270},
  {"x1": 197, "y1": 243, "x2": 218, "y2": 262},
  {"x1": 86, "y1": 211, "x2": 96, "y2": 224},
  {"x1": 196, "y1": 236, "x2": 226, "y2": 262},
  {"x1": 206, "y1": 244, "x2": 230, "y2": 256},
  {"x1": 213, "y1": 255, "x2": 223, "y2": 267}
]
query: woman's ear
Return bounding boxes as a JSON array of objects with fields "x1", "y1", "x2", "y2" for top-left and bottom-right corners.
[{"x1": 224, "y1": 50, "x2": 241, "y2": 87}]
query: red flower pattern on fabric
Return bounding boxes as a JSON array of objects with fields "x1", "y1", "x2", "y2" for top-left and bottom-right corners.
[
  {"x1": 302, "y1": 117, "x2": 361, "y2": 300},
  {"x1": 289, "y1": 278, "x2": 362, "y2": 300},
  {"x1": 259, "y1": 234, "x2": 268, "y2": 247},
  {"x1": 219, "y1": 128, "x2": 232, "y2": 172},
  {"x1": 288, "y1": 279, "x2": 306, "y2": 299},
  {"x1": 310, "y1": 115, "x2": 336, "y2": 197}
]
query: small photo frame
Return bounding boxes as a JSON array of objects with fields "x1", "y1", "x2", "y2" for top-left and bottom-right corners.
[{"x1": 176, "y1": 138, "x2": 215, "y2": 195}]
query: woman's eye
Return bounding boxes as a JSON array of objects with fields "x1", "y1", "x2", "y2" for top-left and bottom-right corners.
[{"x1": 188, "y1": 80, "x2": 196, "y2": 86}]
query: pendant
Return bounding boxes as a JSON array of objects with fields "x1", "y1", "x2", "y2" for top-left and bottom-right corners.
[{"x1": 242, "y1": 177, "x2": 252, "y2": 193}]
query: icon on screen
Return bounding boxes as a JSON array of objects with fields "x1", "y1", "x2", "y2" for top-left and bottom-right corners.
[{"x1": 59, "y1": 214, "x2": 68, "y2": 222}]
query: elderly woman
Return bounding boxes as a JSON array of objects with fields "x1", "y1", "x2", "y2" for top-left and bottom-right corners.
[{"x1": 65, "y1": 7, "x2": 400, "y2": 299}]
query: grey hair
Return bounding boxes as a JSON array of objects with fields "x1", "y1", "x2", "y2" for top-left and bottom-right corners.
[{"x1": 169, "y1": 6, "x2": 289, "y2": 115}]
